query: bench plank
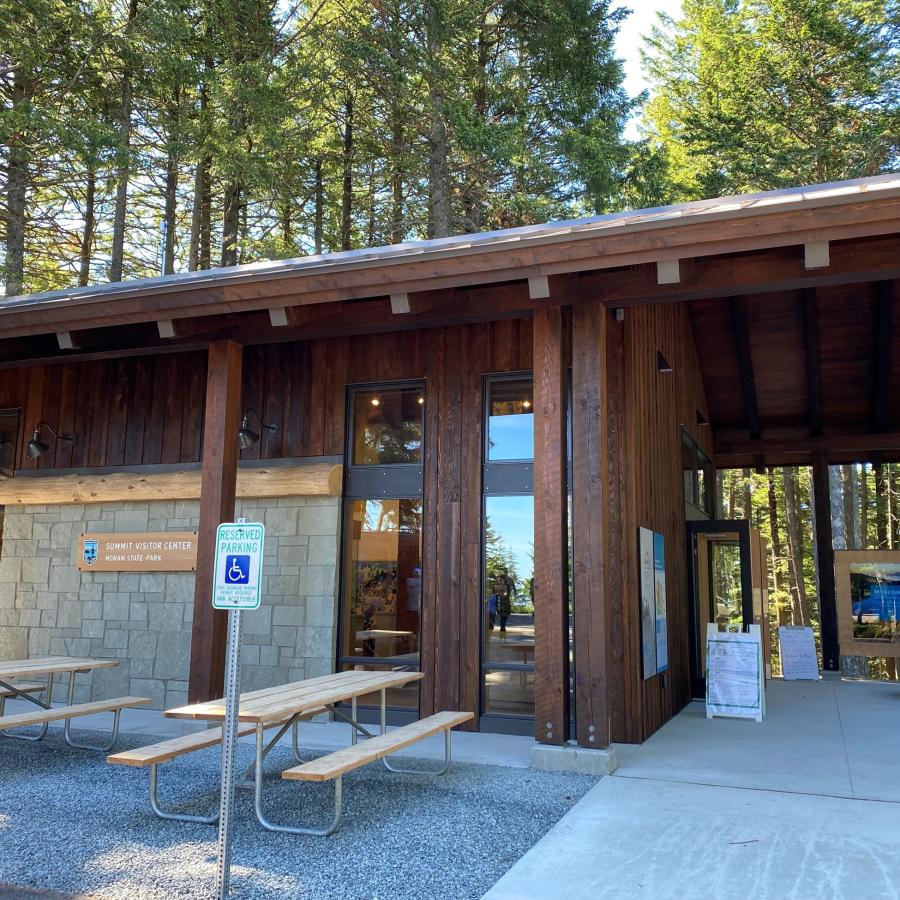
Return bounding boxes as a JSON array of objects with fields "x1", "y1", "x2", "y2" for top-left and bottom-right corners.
[
  {"x1": 107, "y1": 724, "x2": 257, "y2": 766},
  {"x1": 283, "y1": 711, "x2": 474, "y2": 782},
  {"x1": 107, "y1": 705, "x2": 328, "y2": 767},
  {"x1": 0, "y1": 696, "x2": 150, "y2": 730}
]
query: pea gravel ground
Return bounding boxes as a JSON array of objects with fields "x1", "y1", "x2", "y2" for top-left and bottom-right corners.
[{"x1": 0, "y1": 728, "x2": 596, "y2": 900}]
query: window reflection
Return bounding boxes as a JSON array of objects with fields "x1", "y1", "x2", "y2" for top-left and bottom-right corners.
[
  {"x1": 352, "y1": 388, "x2": 423, "y2": 465},
  {"x1": 483, "y1": 495, "x2": 535, "y2": 716},
  {"x1": 342, "y1": 498, "x2": 422, "y2": 664},
  {"x1": 487, "y1": 378, "x2": 534, "y2": 460}
]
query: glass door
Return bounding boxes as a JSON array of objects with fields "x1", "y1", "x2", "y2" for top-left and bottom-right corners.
[{"x1": 686, "y1": 520, "x2": 753, "y2": 698}]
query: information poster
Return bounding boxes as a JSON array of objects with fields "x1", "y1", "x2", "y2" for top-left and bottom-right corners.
[
  {"x1": 639, "y1": 528, "x2": 656, "y2": 678},
  {"x1": 706, "y1": 624, "x2": 764, "y2": 721},
  {"x1": 640, "y1": 527, "x2": 668, "y2": 678},
  {"x1": 778, "y1": 626, "x2": 819, "y2": 680},
  {"x1": 654, "y1": 531, "x2": 668, "y2": 673}
]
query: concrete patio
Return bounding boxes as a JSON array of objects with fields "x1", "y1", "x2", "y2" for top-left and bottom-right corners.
[{"x1": 485, "y1": 676, "x2": 900, "y2": 900}]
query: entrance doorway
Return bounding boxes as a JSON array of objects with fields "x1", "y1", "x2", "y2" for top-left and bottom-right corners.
[{"x1": 687, "y1": 520, "x2": 770, "y2": 697}]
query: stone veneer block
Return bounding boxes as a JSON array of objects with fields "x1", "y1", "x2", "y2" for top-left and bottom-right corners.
[{"x1": 0, "y1": 494, "x2": 340, "y2": 709}]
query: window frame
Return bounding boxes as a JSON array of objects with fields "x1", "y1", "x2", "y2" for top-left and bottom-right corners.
[{"x1": 336, "y1": 381, "x2": 426, "y2": 706}]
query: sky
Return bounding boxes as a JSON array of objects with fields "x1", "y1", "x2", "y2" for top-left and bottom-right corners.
[{"x1": 615, "y1": 0, "x2": 684, "y2": 139}]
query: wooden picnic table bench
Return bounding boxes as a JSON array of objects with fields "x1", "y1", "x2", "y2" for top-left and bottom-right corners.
[
  {"x1": 112, "y1": 669, "x2": 471, "y2": 835},
  {"x1": 0, "y1": 656, "x2": 149, "y2": 751}
]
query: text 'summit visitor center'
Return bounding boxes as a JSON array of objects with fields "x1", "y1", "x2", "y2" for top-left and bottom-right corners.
[{"x1": 1, "y1": 175, "x2": 899, "y2": 757}]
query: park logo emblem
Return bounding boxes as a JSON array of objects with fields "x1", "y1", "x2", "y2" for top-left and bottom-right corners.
[{"x1": 82, "y1": 539, "x2": 99, "y2": 566}]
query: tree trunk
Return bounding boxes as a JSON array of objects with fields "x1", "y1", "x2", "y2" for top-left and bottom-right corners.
[
  {"x1": 281, "y1": 202, "x2": 292, "y2": 250},
  {"x1": 5, "y1": 68, "x2": 28, "y2": 295},
  {"x1": 109, "y1": 0, "x2": 140, "y2": 283},
  {"x1": 741, "y1": 468, "x2": 753, "y2": 524},
  {"x1": 162, "y1": 135, "x2": 178, "y2": 276},
  {"x1": 188, "y1": 65, "x2": 212, "y2": 272},
  {"x1": 221, "y1": 182, "x2": 240, "y2": 267},
  {"x1": 767, "y1": 470, "x2": 788, "y2": 624},
  {"x1": 78, "y1": 170, "x2": 96, "y2": 286},
  {"x1": 425, "y1": 2, "x2": 451, "y2": 239},
  {"x1": 783, "y1": 467, "x2": 808, "y2": 624},
  {"x1": 314, "y1": 157, "x2": 324, "y2": 254},
  {"x1": 830, "y1": 464, "x2": 847, "y2": 550},
  {"x1": 390, "y1": 114, "x2": 404, "y2": 244},
  {"x1": 875, "y1": 463, "x2": 889, "y2": 548},
  {"x1": 341, "y1": 95, "x2": 354, "y2": 251},
  {"x1": 860, "y1": 465, "x2": 870, "y2": 547}
]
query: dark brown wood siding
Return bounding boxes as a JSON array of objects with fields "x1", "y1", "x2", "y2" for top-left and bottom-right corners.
[{"x1": 607, "y1": 301, "x2": 712, "y2": 742}]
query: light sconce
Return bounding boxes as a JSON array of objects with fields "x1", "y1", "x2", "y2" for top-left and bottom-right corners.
[
  {"x1": 238, "y1": 410, "x2": 279, "y2": 449},
  {"x1": 370, "y1": 397, "x2": 381, "y2": 407},
  {"x1": 26, "y1": 422, "x2": 75, "y2": 459}
]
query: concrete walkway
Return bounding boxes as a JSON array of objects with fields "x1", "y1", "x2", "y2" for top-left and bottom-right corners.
[{"x1": 485, "y1": 677, "x2": 900, "y2": 900}]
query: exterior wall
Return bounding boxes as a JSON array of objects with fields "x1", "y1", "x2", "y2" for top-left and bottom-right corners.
[
  {"x1": 605, "y1": 301, "x2": 713, "y2": 744},
  {"x1": 0, "y1": 496, "x2": 339, "y2": 708}
]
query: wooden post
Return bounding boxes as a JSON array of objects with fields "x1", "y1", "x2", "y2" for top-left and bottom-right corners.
[
  {"x1": 571, "y1": 301, "x2": 609, "y2": 748},
  {"x1": 533, "y1": 306, "x2": 568, "y2": 744},
  {"x1": 188, "y1": 340, "x2": 243, "y2": 703},
  {"x1": 811, "y1": 452, "x2": 840, "y2": 671}
]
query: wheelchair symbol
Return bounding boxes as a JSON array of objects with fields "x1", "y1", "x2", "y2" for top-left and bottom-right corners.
[{"x1": 224, "y1": 554, "x2": 250, "y2": 585}]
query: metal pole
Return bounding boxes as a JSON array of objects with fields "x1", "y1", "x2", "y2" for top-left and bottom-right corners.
[{"x1": 215, "y1": 608, "x2": 242, "y2": 900}]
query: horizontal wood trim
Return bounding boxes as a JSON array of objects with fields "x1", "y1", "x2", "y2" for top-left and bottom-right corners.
[{"x1": 0, "y1": 462, "x2": 343, "y2": 506}]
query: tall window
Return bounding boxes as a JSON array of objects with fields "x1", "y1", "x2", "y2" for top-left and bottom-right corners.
[
  {"x1": 683, "y1": 429, "x2": 714, "y2": 517},
  {"x1": 339, "y1": 383, "x2": 424, "y2": 710},
  {"x1": 0, "y1": 409, "x2": 18, "y2": 477},
  {"x1": 482, "y1": 376, "x2": 535, "y2": 721}
]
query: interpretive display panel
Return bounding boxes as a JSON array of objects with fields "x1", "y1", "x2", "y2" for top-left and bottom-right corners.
[
  {"x1": 639, "y1": 527, "x2": 668, "y2": 679},
  {"x1": 835, "y1": 550, "x2": 900, "y2": 657}
]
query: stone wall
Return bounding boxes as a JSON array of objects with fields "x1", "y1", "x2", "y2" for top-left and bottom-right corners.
[{"x1": 0, "y1": 495, "x2": 340, "y2": 707}]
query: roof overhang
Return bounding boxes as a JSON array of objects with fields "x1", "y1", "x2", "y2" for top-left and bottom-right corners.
[{"x1": 2, "y1": 174, "x2": 900, "y2": 342}]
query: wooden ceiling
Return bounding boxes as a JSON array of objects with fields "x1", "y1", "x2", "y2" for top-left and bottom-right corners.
[{"x1": 694, "y1": 278, "x2": 900, "y2": 467}]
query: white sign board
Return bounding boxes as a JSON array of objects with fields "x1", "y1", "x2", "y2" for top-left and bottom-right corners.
[
  {"x1": 706, "y1": 624, "x2": 765, "y2": 722},
  {"x1": 778, "y1": 626, "x2": 820, "y2": 680},
  {"x1": 212, "y1": 521, "x2": 265, "y2": 610}
]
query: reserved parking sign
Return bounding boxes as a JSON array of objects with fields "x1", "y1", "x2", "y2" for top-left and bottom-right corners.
[{"x1": 212, "y1": 522, "x2": 265, "y2": 610}]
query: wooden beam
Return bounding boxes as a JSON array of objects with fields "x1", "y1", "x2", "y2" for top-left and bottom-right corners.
[
  {"x1": 189, "y1": 340, "x2": 242, "y2": 704},
  {"x1": 56, "y1": 331, "x2": 74, "y2": 350},
  {"x1": 802, "y1": 288, "x2": 822, "y2": 437},
  {"x1": 528, "y1": 275, "x2": 550, "y2": 299},
  {"x1": 872, "y1": 280, "x2": 894, "y2": 433},
  {"x1": 656, "y1": 259, "x2": 681, "y2": 284},
  {"x1": 581, "y1": 234, "x2": 900, "y2": 308},
  {"x1": 389, "y1": 293, "x2": 410, "y2": 314},
  {"x1": 729, "y1": 297, "x2": 761, "y2": 440},
  {"x1": 532, "y1": 305, "x2": 568, "y2": 744},
  {"x1": 268, "y1": 307, "x2": 288, "y2": 327},
  {"x1": 571, "y1": 301, "x2": 609, "y2": 749},
  {"x1": 157, "y1": 320, "x2": 176, "y2": 339},
  {"x1": 804, "y1": 241, "x2": 830, "y2": 269},
  {"x1": 811, "y1": 454, "x2": 840, "y2": 670},
  {"x1": 715, "y1": 429, "x2": 900, "y2": 467},
  {"x1": 0, "y1": 463, "x2": 343, "y2": 506}
]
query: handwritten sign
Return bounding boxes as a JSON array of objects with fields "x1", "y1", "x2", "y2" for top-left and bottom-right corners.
[
  {"x1": 778, "y1": 626, "x2": 819, "y2": 680},
  {"x1": 77, "y1": 532, "x2": 197, "y2": 572},
  {"x1": 706, "y1": 624, "x2": 765, "y2": 722}
]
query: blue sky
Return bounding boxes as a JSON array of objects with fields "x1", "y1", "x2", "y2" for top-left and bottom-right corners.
[{"x1": 615, "y1": 0, "x2": 683, "y2": 138}]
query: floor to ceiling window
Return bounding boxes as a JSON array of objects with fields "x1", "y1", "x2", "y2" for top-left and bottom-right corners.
[
  {"x1": 338, "y1": 383, "x2": 424, "y2": 712},
  {"x1": 481, "y1": 375, "x2": 535, "y2": 728}
]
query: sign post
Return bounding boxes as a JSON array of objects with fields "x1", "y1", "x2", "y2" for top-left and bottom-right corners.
[{"x1": 212, "y1": 520, "x2": 264, "y2": 900}]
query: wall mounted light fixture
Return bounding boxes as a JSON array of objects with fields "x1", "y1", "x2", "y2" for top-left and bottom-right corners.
[
  {"x1": 238, "y1": 410, "x2": 279, "y2": 449},
  {"x1": 26, "y1": 422, "x2": 75, "y2": 459}
]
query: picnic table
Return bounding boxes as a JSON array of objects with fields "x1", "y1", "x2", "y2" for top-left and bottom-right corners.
[
  {"x1": 110, "y1": 668, "x2": 472, "y2": 835},
  {"x1": 0, "y1": 656, "x2": 149, "y2": 751}
]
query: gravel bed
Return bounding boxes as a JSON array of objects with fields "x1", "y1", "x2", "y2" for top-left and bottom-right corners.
[{"x1": 0, "y1": 728, "x2": 595, "y2": 899}]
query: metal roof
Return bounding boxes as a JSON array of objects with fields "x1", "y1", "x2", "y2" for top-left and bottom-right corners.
[{"x1": 3, "y1": 173, "x2": 899, "y2": 315}]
